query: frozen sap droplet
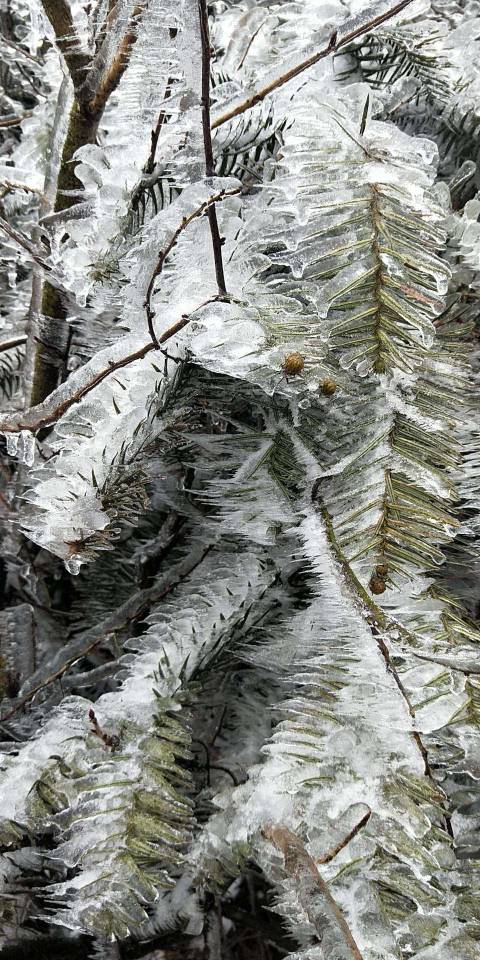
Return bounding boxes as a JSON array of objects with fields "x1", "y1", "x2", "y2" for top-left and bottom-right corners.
[
  {"x1": 64, "y1": 556, "x2": 82, "y2": 576},
  {"x1": 6, "y1": 433, "x2": 19, "y2": 457}
]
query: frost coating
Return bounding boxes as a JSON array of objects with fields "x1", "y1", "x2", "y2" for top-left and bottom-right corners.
[{"x1": 0, "y1": 0, "x2": 480, "y2": 956}]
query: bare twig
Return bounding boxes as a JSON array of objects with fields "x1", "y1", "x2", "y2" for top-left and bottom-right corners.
[
  {"x1": 198, "y1": 0, "x2": 228, "y2": 296},
  {"x1": 0, "y1": 295, "x2": 223, "y2": 433},
  {"x1": 144, "y1": 77, "x2": 174, "y2": 175},
  {"x1": 211, "y1": 0, "x2": 415, "y2": 129},
  {"x1": 1, "y1": 179, "x2": 46, "y2": 200},
  {"x1": 88, "y1": 707, "x2": 118, "y2": 749},
  {"x1": 0, "y1": 111, "x2": 34, "y2": 128},
  {"x1": 317, "y1": 809, "x2": 372, "y2": 865},
  {"x1": 144, "y1": 188, "x2": 240, "y2": 346},
  {"x1": 0, "y1": 34, "x2": 44, "y2": 64},
  {"x1": 264, "y1": 826, "x2": 365, "y2": 960},
  {"x1": 0, "y1": 335, "x2": 28, "y2": 354}
]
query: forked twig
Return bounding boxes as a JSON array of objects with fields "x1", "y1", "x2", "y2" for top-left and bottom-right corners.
[
  {"x1": 264, "y1": 826, "x2": 365, "y2": 960},
  {"x1": 144, "y1": 188, "x2": 240, "y2": 346}
]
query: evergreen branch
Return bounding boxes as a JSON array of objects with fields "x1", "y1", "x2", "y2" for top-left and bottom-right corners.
[
  {"x1": 340, "y1": 27, "x2": 452, "y2": 103},
  {"x1": 211, "y1": 0, "x2": 416, "y2": 129},
  {"x1": 316, "y1": 499, "x2": 453, "y2": 835},
  {"x1": 0, "y1": 546, "x2": 212, "y2": 722},
  {"x1": 198, "y1": 0, "x2": 228, "y2": 296},
  {"x1": 264, "y1": 826, "x2": 365, "y2": 960}
]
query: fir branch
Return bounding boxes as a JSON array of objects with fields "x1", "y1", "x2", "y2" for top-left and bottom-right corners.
[
  {"x1": 316, "y1": 499, "x2": 453, "y2": 834},
  {"x1": 0, "y1": 545, "x2": 212, "y2": 722}
]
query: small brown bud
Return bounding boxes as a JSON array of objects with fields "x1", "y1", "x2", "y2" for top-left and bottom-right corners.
[
  {"x1": 375, "y1": 563, "x2": 388, "y2": 577},
  {"x1": 369, "y1": 574, "x2": 386, "y2": 595},
  {"x1": 321, "y1": 378, "x2": 337, "y2": 397},
  {"x1": 282, "y1": 352, "x2": 305, "y2": 376}
]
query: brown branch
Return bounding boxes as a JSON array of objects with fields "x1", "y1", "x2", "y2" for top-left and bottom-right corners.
[
  {"x1": 0, "y1": 335, "x2": 28, "y2": 353},
  {"x1": 31, "y1": 4, "x2": 145, "y2": 404},
  {"x1": 317, "y1": 809, "x2": 372, "y2": 865},
  {"x1": 144, "y1": 188, "x2": 240, "y2": 346},
  {"x1": 0, "y1": 296, "x2": 222, "y2": 434},
  {"x1": 237, "y1": 19, "x2": 269, "y2": 71},
  {"x1": 88, "y1": 707, "x2": 118, "y2": 749},
  {"x1": 40, "y1": 0, "x2": 92, "y2": 92},
  {"x1": 144, "y1": 77, "x2": 174, "y2": 175},
  {"x1": 198, "y1": 0, "x2": 227, "y2": 296},
  {"x1": 211, "y1": 0, "x2": 415, "y2": 129},
  {"x1": 264, "y1": 826, "x2": 365, "y2": 960},
  {"x1": 0, "y1": 111, "x2": 34, "y2": 128}
]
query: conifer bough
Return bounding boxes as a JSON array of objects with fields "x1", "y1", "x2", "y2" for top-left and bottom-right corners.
[{"x1": 0, "y1": 1, "x2": 479, "y2": 959}]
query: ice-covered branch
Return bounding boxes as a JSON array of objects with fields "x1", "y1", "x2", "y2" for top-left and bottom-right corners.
[
  {"x1": 0, "y1": 215, "x2": 52, "y2": 272},
  {"x1": 40, "y1": 0, "x2": 92, "y2": 92},
  {"x1": 264, "y1": 826, "x2": 365, "y2": 960},
  {"x1": 0, "y1": 545, "x2": 212, "y2": 722},
  {"x1": 198, "y1": 0, "x2": 228, "y2": 297},
  {"x1": 88, "y1": 2, "x2": 145, "y2": 114},
  {"x1": 0, "y1": 111, "x2": 34, "y2": 128},
  {"x1": 317, "y1": 809, "x2": 372, "y2": 865},
  {"x1": 315, "y1": 500, "x2": 453, "y2": 833},
  {"x1": 0, "y1": 297, "x2": 221, "y2": 433},
  {"x1": 0, "y1": 335, "x2": 28, "y2": 354},
  {"x1": 211, "y1": 0, "x2": 416, "y2": 129}
]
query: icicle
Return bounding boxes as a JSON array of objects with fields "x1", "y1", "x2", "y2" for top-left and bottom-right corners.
[
  {"x1": 5, "y1": 433, "x2": 19, "y2": 457},
  {"x1": 18, "y1": 430, "x2": 35, "y2": 467}
]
